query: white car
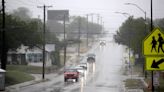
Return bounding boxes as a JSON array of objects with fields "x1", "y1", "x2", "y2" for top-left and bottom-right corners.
[
  {"x1": 75, "y1": 66, "x2": 85, "y2": 76},
  {"x1": 78, "y1": 63, "x2": 88, "y2": 70}
]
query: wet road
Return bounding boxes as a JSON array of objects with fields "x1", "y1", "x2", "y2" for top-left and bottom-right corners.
[
  {"x1": 9, "y1": 40, "x2": 126, "y2": 92},
  {"x1": 82, "y1": 42, "x2": 125, "y2": 92},
  {"x1": 62, "y1": 40, "x2": 125, "y2": 92}
]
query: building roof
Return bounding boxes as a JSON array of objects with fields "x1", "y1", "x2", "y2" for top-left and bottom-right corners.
[{"x1": 8, "y1": 44, "x2": 55, "y2": 54}]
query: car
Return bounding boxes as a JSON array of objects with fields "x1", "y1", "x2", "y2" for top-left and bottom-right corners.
[
  {"x1": 64, "y1": 67, "x2": 79, "y2": 82},
  {"x1": 78, "y1": 62, "x2": 88, "y2": 70},
  {"x1": 87, "y1": 53, "x2": 96, "y2": 63},
  {"x1": 100, "y1": 40, "x2": 106, "y2": 45},
  {"x1": 74, "y1": 66, "x2": 85, "y2": 76}
]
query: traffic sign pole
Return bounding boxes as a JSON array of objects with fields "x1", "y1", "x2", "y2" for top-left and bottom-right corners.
[{"x1": 150, "y1": 0, "x2": 154, "y2": 91}]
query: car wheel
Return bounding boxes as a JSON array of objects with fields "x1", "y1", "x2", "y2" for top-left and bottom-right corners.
[
  {"x1": 64, "y1": 78, "x2": 67, "y2": 82},
  {"x1": 75, "y1": 78, "x2": 79, "y2": 82}
]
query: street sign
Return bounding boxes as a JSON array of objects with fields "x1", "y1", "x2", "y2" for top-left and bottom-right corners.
[
  {"x1": 145, "y1": 57, "x2": 164, "y2": 70},
  {"x1": 143, "y1": 28, "x2": 164, "y2": 56}
]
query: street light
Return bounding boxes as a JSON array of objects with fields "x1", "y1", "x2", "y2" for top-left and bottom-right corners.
[
  {"x1": 125, "y1": 3, "x2": 146, "y2": 21},
  {"x1": 115, "y1": 12, "x2": 132, "y2": 78},
  {"x1": 115, "y1": 12, "x2": 131, "y2": 18},
  {"x1": 125, "y1": 3, "x2": 148, "y2": 78}
]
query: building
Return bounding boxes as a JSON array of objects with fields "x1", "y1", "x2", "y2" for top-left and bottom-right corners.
[{"x1": 7, "y1": 44, "x2": 55, "y2": 67}]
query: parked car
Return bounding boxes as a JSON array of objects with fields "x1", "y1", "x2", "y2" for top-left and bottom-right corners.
[{"x1": 64, "y1": 67, "x2": 79, "y2": 82}]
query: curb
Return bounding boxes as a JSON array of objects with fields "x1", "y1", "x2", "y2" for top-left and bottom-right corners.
[
  {"x1": 5, "y1": 79, "x2": 48, "y2": 91},
  {"x1": 141, "y1": 79, "x2": 148, "y2": 88}
]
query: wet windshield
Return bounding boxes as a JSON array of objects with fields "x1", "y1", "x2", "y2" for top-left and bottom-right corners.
[{"x1": 0, "y1": 0, "x2": 164, "y2": 92}]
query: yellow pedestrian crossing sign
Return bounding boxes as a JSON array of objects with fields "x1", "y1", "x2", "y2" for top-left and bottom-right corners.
[
  {"x1": 145, "y1": 57, "x2": 164, "y2": 70},
  {"x1": 143, "y1": 28, "x2": 164, "y2": 56}
]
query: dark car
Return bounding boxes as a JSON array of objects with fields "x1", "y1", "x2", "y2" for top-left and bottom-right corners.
[{"x1": 87, "y1": 53, "x2": 96, "y2": 63}]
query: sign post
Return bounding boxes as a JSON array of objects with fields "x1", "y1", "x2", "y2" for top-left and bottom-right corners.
[{"x1": 143, "y1": 28, "x2": 164, "y2": 91}]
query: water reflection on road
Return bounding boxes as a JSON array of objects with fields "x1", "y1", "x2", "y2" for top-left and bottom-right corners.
[{"x1": 75, "y1": 42, "x2": 125, "y2": 92}]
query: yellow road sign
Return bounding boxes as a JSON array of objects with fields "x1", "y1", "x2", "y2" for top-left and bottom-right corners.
[
  {"x1": 145, "y1": 57, "x2": 164, "y2": 70},
  {"x1": 143, "y1": 28, "x2": 164, "y2": 56}
]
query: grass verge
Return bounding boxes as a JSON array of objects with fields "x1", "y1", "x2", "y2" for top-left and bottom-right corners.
[
  {"x1": 124, "y1": 79, "x2": 143, "y2": 89},
  {"x1": 6, "y1": 65, "x2": 58, "y2": 74},
  {"x1": 5, "y1": 70, "x2": 34, "y2": 86}
]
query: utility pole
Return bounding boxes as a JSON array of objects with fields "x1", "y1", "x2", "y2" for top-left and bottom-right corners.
[
  {"x1": 151, "y1": 0, "x2": 153, "y2": 31},
  {"x1": 37, "y1": 5, "x2": 52, "y2": 80},
  {"x1": 1, "y1": 0, "x2": 7, "y2": 70},
  {"x1": 91, "y1": 14, "x2": 94, "y2": 44},
  {"x1": 63, "y1": 14, "x2": 67, "y2": 66},
  {"x1": 86, "y1": 14, "x2": 89, "y2": 48},
  {"x1": 97, "y1": 14, "x2": 99, "y2": 25},
  {"x1": 100, "y1": 17, "x2": 103, "y2": 34},
  {"x1": 78, "y1": 17, "x2": 81, "y2": 56},
  {"x1": 97, "y1": 14, "x2": 100, "y2": 39}
]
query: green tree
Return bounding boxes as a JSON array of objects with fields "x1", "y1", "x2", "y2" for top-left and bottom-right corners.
[
  {"x1": 114, "y1": 17, "x2": 150, "y2": 60},
  {"x1": 0, "y1": 13, "x2": 43, "y2": 69},
  {"x1": 12, "y1": 7, "x2": 31, "y2": 21},
  {"x1": 154, "y1": 18, "x2": 164, "y2": 31}
]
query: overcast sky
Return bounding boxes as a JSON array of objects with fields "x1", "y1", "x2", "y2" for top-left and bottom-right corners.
[{"x1": 5, "y1": 0, "x2": 164, "y2": 32}]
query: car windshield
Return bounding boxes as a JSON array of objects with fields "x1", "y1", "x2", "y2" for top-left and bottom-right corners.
[
  {"x1": 65, "y1": 69, "x2": 77, "y2": 72},
  {"x1": 1, "y1": 0, "x2": 164, "y2": 92}
]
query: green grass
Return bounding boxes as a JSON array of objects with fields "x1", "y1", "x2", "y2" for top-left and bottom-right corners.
[
  {"x1": 5, "y1": 70, "x2": 34, "y2": 86},
  {"x1": 6, "y1": 65, "x2": 58, "y2": 74},
  {"x1": 5, "y1": 65, "x2": 58, "y2": 86},
  {"x1": 159, "y1": 75, "x2": 164, "y2": 92},
  {"x1": 132, "y1": 65, "x2": 145, "y2": 77},
  {"x1": 124, "y1": 79, "x2": 143, "y2": 89}
]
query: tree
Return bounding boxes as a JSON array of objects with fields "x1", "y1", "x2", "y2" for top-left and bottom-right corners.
[
  {"x1": 12, "y1": 7, "x2": 32, "y2": 21},
  {"x1": 114, "y1": 17, "x2": 150, "y2": 59},
  {"x1": 154, "y1": 18, "x2": 164, "y2": 31},
  {"x1": 0, "y1": 12, "x2": 43, "y2": 69}
]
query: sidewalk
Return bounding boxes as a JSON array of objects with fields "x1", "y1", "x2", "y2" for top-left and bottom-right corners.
[{"x1": 122, "y1": 65, "x2": 148, "y2": 92}]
